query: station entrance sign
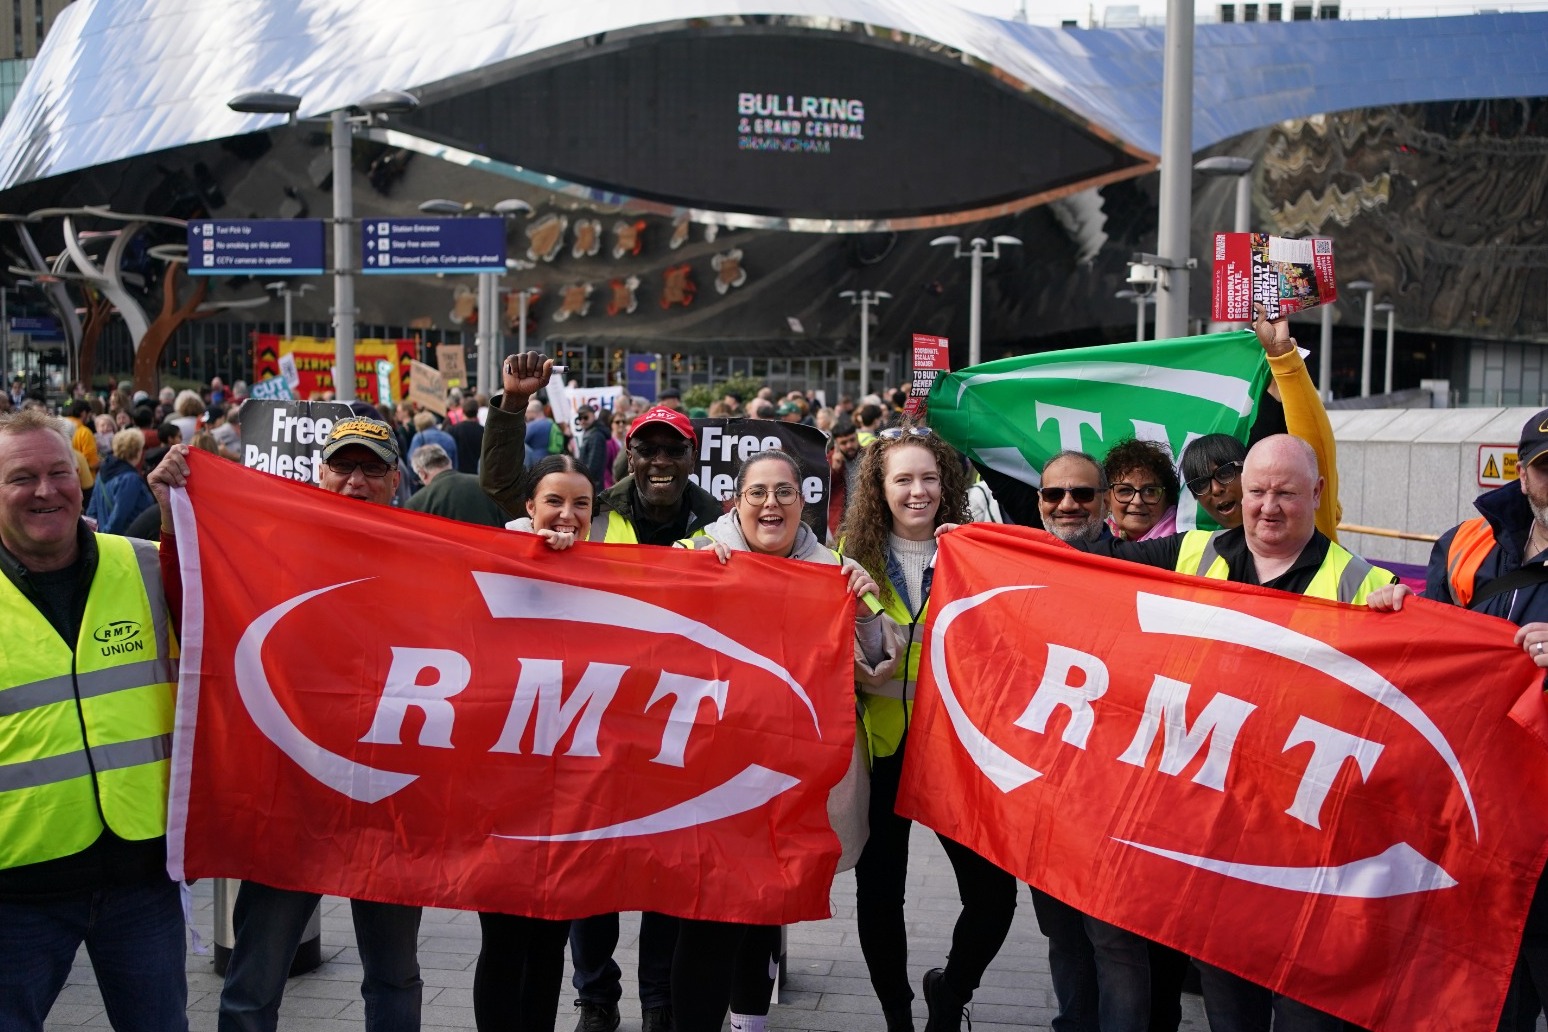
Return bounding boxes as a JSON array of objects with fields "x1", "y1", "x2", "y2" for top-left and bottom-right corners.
[
  {"x1": 188, "y1": 220, "x2": 325, "y2": 275},
  {"x1": 360, "y1": 219, "x2": 506, "y2": 275}
]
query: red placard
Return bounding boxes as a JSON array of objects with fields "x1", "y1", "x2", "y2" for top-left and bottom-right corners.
[
  {"x1": 899, "y1": 524, "x2": 1548, "y2": 1032},
  {"x1": 905, "y1": 333, "x2": 950, "y2": 417},
  {"x1": 166, "y1": 452, "x2": 855, "y2": 923},
  {"x1": 1212, "y1": 232, "x2": 1337, "y2": 321}
]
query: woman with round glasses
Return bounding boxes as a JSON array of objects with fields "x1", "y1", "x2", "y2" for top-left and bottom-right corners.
[
  {"x1": 840, "y1": 422, "x2": 1019, "y2": 1032},
  {"x1": 473, "y1": 454, "x2": 597, "y2": 1032},
  {"x1": 672, "y1": 447, "x2": 887, "y2": 1032},
  {"x1": 1102, "y1": 438, "x2": 1180, "y2": 541}
]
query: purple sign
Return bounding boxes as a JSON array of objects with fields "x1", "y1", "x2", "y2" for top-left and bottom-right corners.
[
  {"x1": 188, "y1": 219, "x2": 325, "y2": 276},
  {"x1": 361, "y1": 219, "x2": 506, "y2": 275}
]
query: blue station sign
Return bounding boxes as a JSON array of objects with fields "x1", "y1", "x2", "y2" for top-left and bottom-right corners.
[
  {"x1": 188, "y1": 219, "x2": 326, "y2": 276},
  {"x1": 8, "y1": 315, "x2": 63, "y2": 340},
  {"x1": 361, "y1": 218, "x2": 507, "y2": 275}
]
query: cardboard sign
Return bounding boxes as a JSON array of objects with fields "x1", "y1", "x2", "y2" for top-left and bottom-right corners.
[
  {"x1": 905, "y1": 334, "x2": 950, "y2": 418},
  {"x1": 409, "y1": 360, "x2": 448, "y2": 416},
  {"x1": 1479, "y1": 444, "x2": 1519, "y2": 488},
  {"x1": 239, "y1": 400, "x2": 355, "y2": 484},
  {"x1": 248, "y1": 376, "x2": 295, "y2": 402},
  {"x1": 436, "y1": 345, "x2": 467, "y2": 391},
  {"x1": 688, "y1": 418, "x2": 831, "y2": 534}
]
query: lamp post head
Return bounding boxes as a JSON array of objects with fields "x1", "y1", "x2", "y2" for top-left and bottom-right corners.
[
  {"x1": 872, "y1": 291, "x2": 892, "y2": 301},
  {"x1": 227, "y1": 91, "x2": 303, "y2": 116},
  {"x1": 493, "y1": 199, "x2": 534, "y2": 217},
  {"x1": 1193, "y1": 156, "x2": 1254, "y2": 177},
  {"x1": 1374, "y1": 301, "x2": 1395, "y2": 313},
  {"x1": 992, "y1": 235, "x2": 1023, "y2": 247},
  {"x1": 1348, "y1": 279, "x2": 1375, "y2": 292},
  {"x1": 1116, "y1": 288, "x2": 1139, "y2": 301},
  {"x1": 356, "y1": 90, "x2": 419, "y2": 116},
  {"x1": 929, "y1": 235, "x2": 961, "y2": 249},
  {"x1": 417, "y1": 199, "x2": 465, "y2": 216}
]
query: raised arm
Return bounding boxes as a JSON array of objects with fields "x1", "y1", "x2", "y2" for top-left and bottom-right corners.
[
  {"x1": 480, "y1": 352, "x2": 553, "y2": 516},
  {"x1": 1254, "y1": 304, "x2": 1341, "y2": 542}
]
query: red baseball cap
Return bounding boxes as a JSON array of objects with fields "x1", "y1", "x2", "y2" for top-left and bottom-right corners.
[{"x1": 627, "y1": 406, "x2": 697, "y2": 444}]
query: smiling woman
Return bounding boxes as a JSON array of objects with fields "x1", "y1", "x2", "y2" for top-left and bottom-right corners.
[{"x1": 671, "y1": 446, "x2": 892, "y2": 1032}]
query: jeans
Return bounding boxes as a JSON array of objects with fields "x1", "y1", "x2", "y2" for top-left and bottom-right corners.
[
  {"x1": 0, "y1": 876, "x2": 187, "y2": 1032},
  {"x1": 853, "y1": 747, "x2": 1019, "y2": 1011},
  {"x1": 1030, "y1": 886, "x2": 1150, "y2": 1032},
  {"x1": 218, "y1": 881, "x2": 422, "y2": 1032},
  {"x1": 568, "y1": 911, "x2": 677, "y2": 1009},
  {"x1": 1196, "y1": 963, "x2": 1344, "y2": 1032}
]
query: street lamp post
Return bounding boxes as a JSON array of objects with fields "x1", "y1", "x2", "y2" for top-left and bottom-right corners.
[
  {"x1": 265, "y1": 281, "x2": 315, "y2": 343},
  {"x1": 838, "y1": 289, "x2": 890, "y2": 398},
  {"x1": 1348, "y1": 279, "x2": 1375, "y2": 398},
  {"x1": 229, "y1": 89, "x2": 420, "y2": 403},
  {"x1": 1115, "y1": 289, "x2": 1154, "y2": 342},
  {"x1": 1318, "y1": 303, "x2": 1334, "y2": 400},
  {"x1": 1375, "y1": 300, "x2": 1396, "y2": 395},
  {"x1": 929, "y1": 235, "x2": 1021, "y2": 368},
  {"x1": 418, "y1": 198, "x2": 533, "y2": 396},
  {"x1": 1194, "y1": 156, "x2": 1254, "y2": 235},
  {"x1": 1152, "y1": 0, "x2": 1196, "y2": 341}
]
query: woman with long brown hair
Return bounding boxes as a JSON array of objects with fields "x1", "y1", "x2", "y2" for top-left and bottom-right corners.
[{"x1": 840, "y1": 423, "x2": 1018, "y2": 1032}]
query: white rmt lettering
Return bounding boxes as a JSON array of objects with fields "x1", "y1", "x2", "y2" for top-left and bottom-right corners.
[
  {"x1": 1035, "y1": 402, "x2": 1102, "y2": 453},
  {"x1": 361, "y1": 647, "x2": 473, "y2": 749},
  {"x1": 1117, "y1": 676, "x2": 1257, "y2": 791},
  {"x1": 490, "y1": 660, "x2": 625, "y2": 757},
  {"x1": 646, "y1": 672, "x2": 730, "y2": 767},
  {"x1": 1281, "y1": 715, "x2": 1384, "y2": 829},
  {"x1": 1013, "y1": 644, "x2": 1109, "y2": 749}
]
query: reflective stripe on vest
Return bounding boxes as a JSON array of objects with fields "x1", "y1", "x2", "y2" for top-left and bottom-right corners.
[
  {"x1": 1445, "y1": 516, "x2": 1495, "y2": 608},
  {"x1": 1174, "y1": 529, "x2": 1387, "y2": 604},
  {"x1": 0, "y1": 534, "x2": 178, "y2": 869}
]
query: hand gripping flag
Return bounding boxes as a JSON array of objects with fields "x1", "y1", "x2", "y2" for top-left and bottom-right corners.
[
  {"x1": 899, "y1": 524, "x2": 1548, "y2": 1032},
  {"x1": 165, "y1": 451, "x2": 855, "y2": 924},
  {"x1": 925, "y1": 331, "x2": 1270, "y2": 529}
]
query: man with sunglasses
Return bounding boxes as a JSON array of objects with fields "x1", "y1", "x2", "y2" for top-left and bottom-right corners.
[
  {"x1": 147, "y1": 417, "x2": 425, "y2": 1032},
  {"x1": 1037, "y1": 451, "x2": 1111, "y2": 544}
]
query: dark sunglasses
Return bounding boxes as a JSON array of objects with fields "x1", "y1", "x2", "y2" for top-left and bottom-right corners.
[
  {"x1": 1039, "y1": 486, "x2": 1098, "y2": 505},
  {"x1": 630, "y1": 440, "x2": 692, "y2": 461},
  {"x1": 877, "y1": 426, "x2": 933, "y2": 441},
  {"x1": 1185, "y1": 460, "x2": 1244, "y2": 497}
]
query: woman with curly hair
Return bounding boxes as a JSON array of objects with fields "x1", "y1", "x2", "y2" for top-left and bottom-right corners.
[
  {"x1": 1102, "y1": 437, "x2": 1180, "y2": 541},
  {"x1": 840, "y1": 423, "x2": 1018, "y2": 1032}
]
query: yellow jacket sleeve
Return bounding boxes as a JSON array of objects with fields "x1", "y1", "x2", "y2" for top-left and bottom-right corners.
[{"x1": 1267, "y1": 348, "x2": 1341, "y2": 542}]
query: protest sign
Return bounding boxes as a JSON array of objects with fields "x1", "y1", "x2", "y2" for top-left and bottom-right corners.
[
  {"x1": 689, "y1": 418, "x2": 831, "y2": 534},
  {"x1": 247, "y1": 376, "x2": 294, "y2": 402},
  {"x1": 408, "y1": 360, "x2": 448, "y2": 416},
  {"x1": 239, "y1": 400, "x2": 355, "y2": 484},
  {"x1": 435, "y1": 345, "x2": 467, "y2": 391},
  {"x1": 904, "y1": 334, "x2": 950, "y2": 418},
  {"x1": 1212, "y1": 232, "x2": 1337, "y2": 322}
]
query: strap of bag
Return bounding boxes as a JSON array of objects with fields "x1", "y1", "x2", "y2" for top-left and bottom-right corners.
[{"x1": 1469, "y1": 564, "x2": 1548, "y2": 609}]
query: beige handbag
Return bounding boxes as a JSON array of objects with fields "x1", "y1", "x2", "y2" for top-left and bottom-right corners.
[{"x1": 827, "y1": 709, "x2": 871, "y2": 873}]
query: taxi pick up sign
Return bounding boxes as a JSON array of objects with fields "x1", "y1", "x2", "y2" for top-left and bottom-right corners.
[{"x1": 1478, "y1": 444, "x2": 1519, "y2": 488}]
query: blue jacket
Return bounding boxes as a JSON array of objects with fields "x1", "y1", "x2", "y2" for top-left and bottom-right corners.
[
  {"x1": 85, "y1": 455, "x2": 156, "y2": 536},
  {"x1": 1423, "y1": 479, "x2": 1548, "y2": 624}
]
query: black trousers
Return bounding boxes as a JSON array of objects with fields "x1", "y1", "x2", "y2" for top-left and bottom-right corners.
[
  {"x1": 474, "y1": 913, "x2": 572, "y2": 1031},
  {"x1": 853, "y1": 746, "x2": 1019, "y2": 1009},
  {"x1": 670, "y1": 920, "x2": 782, "y2": 1032}
]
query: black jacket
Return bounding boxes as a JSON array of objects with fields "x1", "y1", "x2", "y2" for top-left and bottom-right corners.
[{"x1": 1424, "y1": 479, "x2": 1548, "y2": 624}]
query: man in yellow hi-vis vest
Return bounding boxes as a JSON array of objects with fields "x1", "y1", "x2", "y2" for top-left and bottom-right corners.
[
  {"x1": 479, "y1": 356, "x2": 718, "y2": 1031},
  {"x1": 0, "y1": 409, "x2": 186, "y2": 1031},
  {"x1": 1078, "y1": 434, "x2": 1396, "y2": 1032}
]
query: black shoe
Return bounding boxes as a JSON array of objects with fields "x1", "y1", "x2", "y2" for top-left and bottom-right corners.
[
  {"x1": 574, "y1": 1002, "x2": 621, "y2": 1032},
  {"x1": 642, "y1": 1004, "x2": 674, "y2": 1032},
  {"x1": 922, "y1": 968, "x2": 970, "y2": 1032},
  {"x1": 884, "y1": 1005, "x2": 916, "y2": 1032}
]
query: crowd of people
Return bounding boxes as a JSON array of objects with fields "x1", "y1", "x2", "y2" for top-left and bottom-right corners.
[{"x1": 4, "y1": 306, "x2": 1548, "y2": 1032}]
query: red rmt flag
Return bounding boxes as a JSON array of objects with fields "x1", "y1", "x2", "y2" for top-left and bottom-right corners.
[
  {"x1": 897, "y1": 524, "x2": 1548, "y2": 1032},
  {"x1": 165, "y1": 451, "x2": 855, "y2": 924}
]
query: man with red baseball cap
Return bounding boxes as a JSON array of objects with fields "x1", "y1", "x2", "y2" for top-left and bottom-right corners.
[{"x1": 478, "y1": 377, "x2": 720, "y2": 1032}]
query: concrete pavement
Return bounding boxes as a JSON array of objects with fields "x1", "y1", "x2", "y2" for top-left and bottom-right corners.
[{"x1": 45, "y1": 831, "x2": 1209, "y2": 1031}]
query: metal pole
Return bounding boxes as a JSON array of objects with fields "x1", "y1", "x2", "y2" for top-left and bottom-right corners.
[
  {"x1": 968, "y1": 245, "x2": 984, "y2": 367},
  {"x1": 331, "y1": 109, "x2": 356, "y2": 402},
  {"x1": 859, "y1": 295, "x2": 871, "y2": 399},
  {"x1": 1360, "y1": 289, "x2": 1374, "y2": 398},
  {"x1": 283, "y1": 289, "x2": 293, "y2": 344},
  {"x1": 1382, "y1": 308, "x2": 1395, "y2": 395},
  {"x1": 1134, "y1": 296, "x2": 1145, "y2": 342},
  {"x1": 1318, "y1": 303, "x2": 1333, "y2": 401},
  {"x1": 490, "y1": 274, "x2": 505, "y2": 389},
  {"x1": 1, "y1": 288, "x2": 9, "y2": 380},
  {"x1": 1233, "y1": 174, "x2": 1252, "y2": 234},
  {"x1": 517, "y1": 289, "x2": 529, "y2": 356},
  {"x1": 1152, "y1": 0, "x2": 1194, "y2": 340},
  {"x1": 475, "y1": 272, "x2": 492, "y2": 397}
]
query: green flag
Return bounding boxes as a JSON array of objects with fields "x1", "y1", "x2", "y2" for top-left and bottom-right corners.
[{"x1": 926, "y1": 330, "x2": 1270, "y2": 530}]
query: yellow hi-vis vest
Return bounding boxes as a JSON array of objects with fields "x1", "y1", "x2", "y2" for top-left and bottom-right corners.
[
  {"x1": 1174, "y1": 529, "x2": 1390, "y2": 604},
  {"x1": 0, "y1": 535, "x2": 178, "y2": 870},
  {"x1": 590, "y1": 508, "x2": 710, "y2": 545},
  {"x1": 858, "y1": 589, "x2": 927, "y2": 761}
]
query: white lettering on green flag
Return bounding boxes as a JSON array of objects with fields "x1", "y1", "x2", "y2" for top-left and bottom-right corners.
[{"x1": 926, "y1": 331, "x2": 1270, "y2": 529}]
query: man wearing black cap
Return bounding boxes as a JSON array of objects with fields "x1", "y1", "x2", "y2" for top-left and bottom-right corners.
[
  {"x1": 1405, "y1": 408, "x2": 1548, "y2": 1028},
  {"x1": 148, "y1": 418, "x2": 422, "y2": 1032}
]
